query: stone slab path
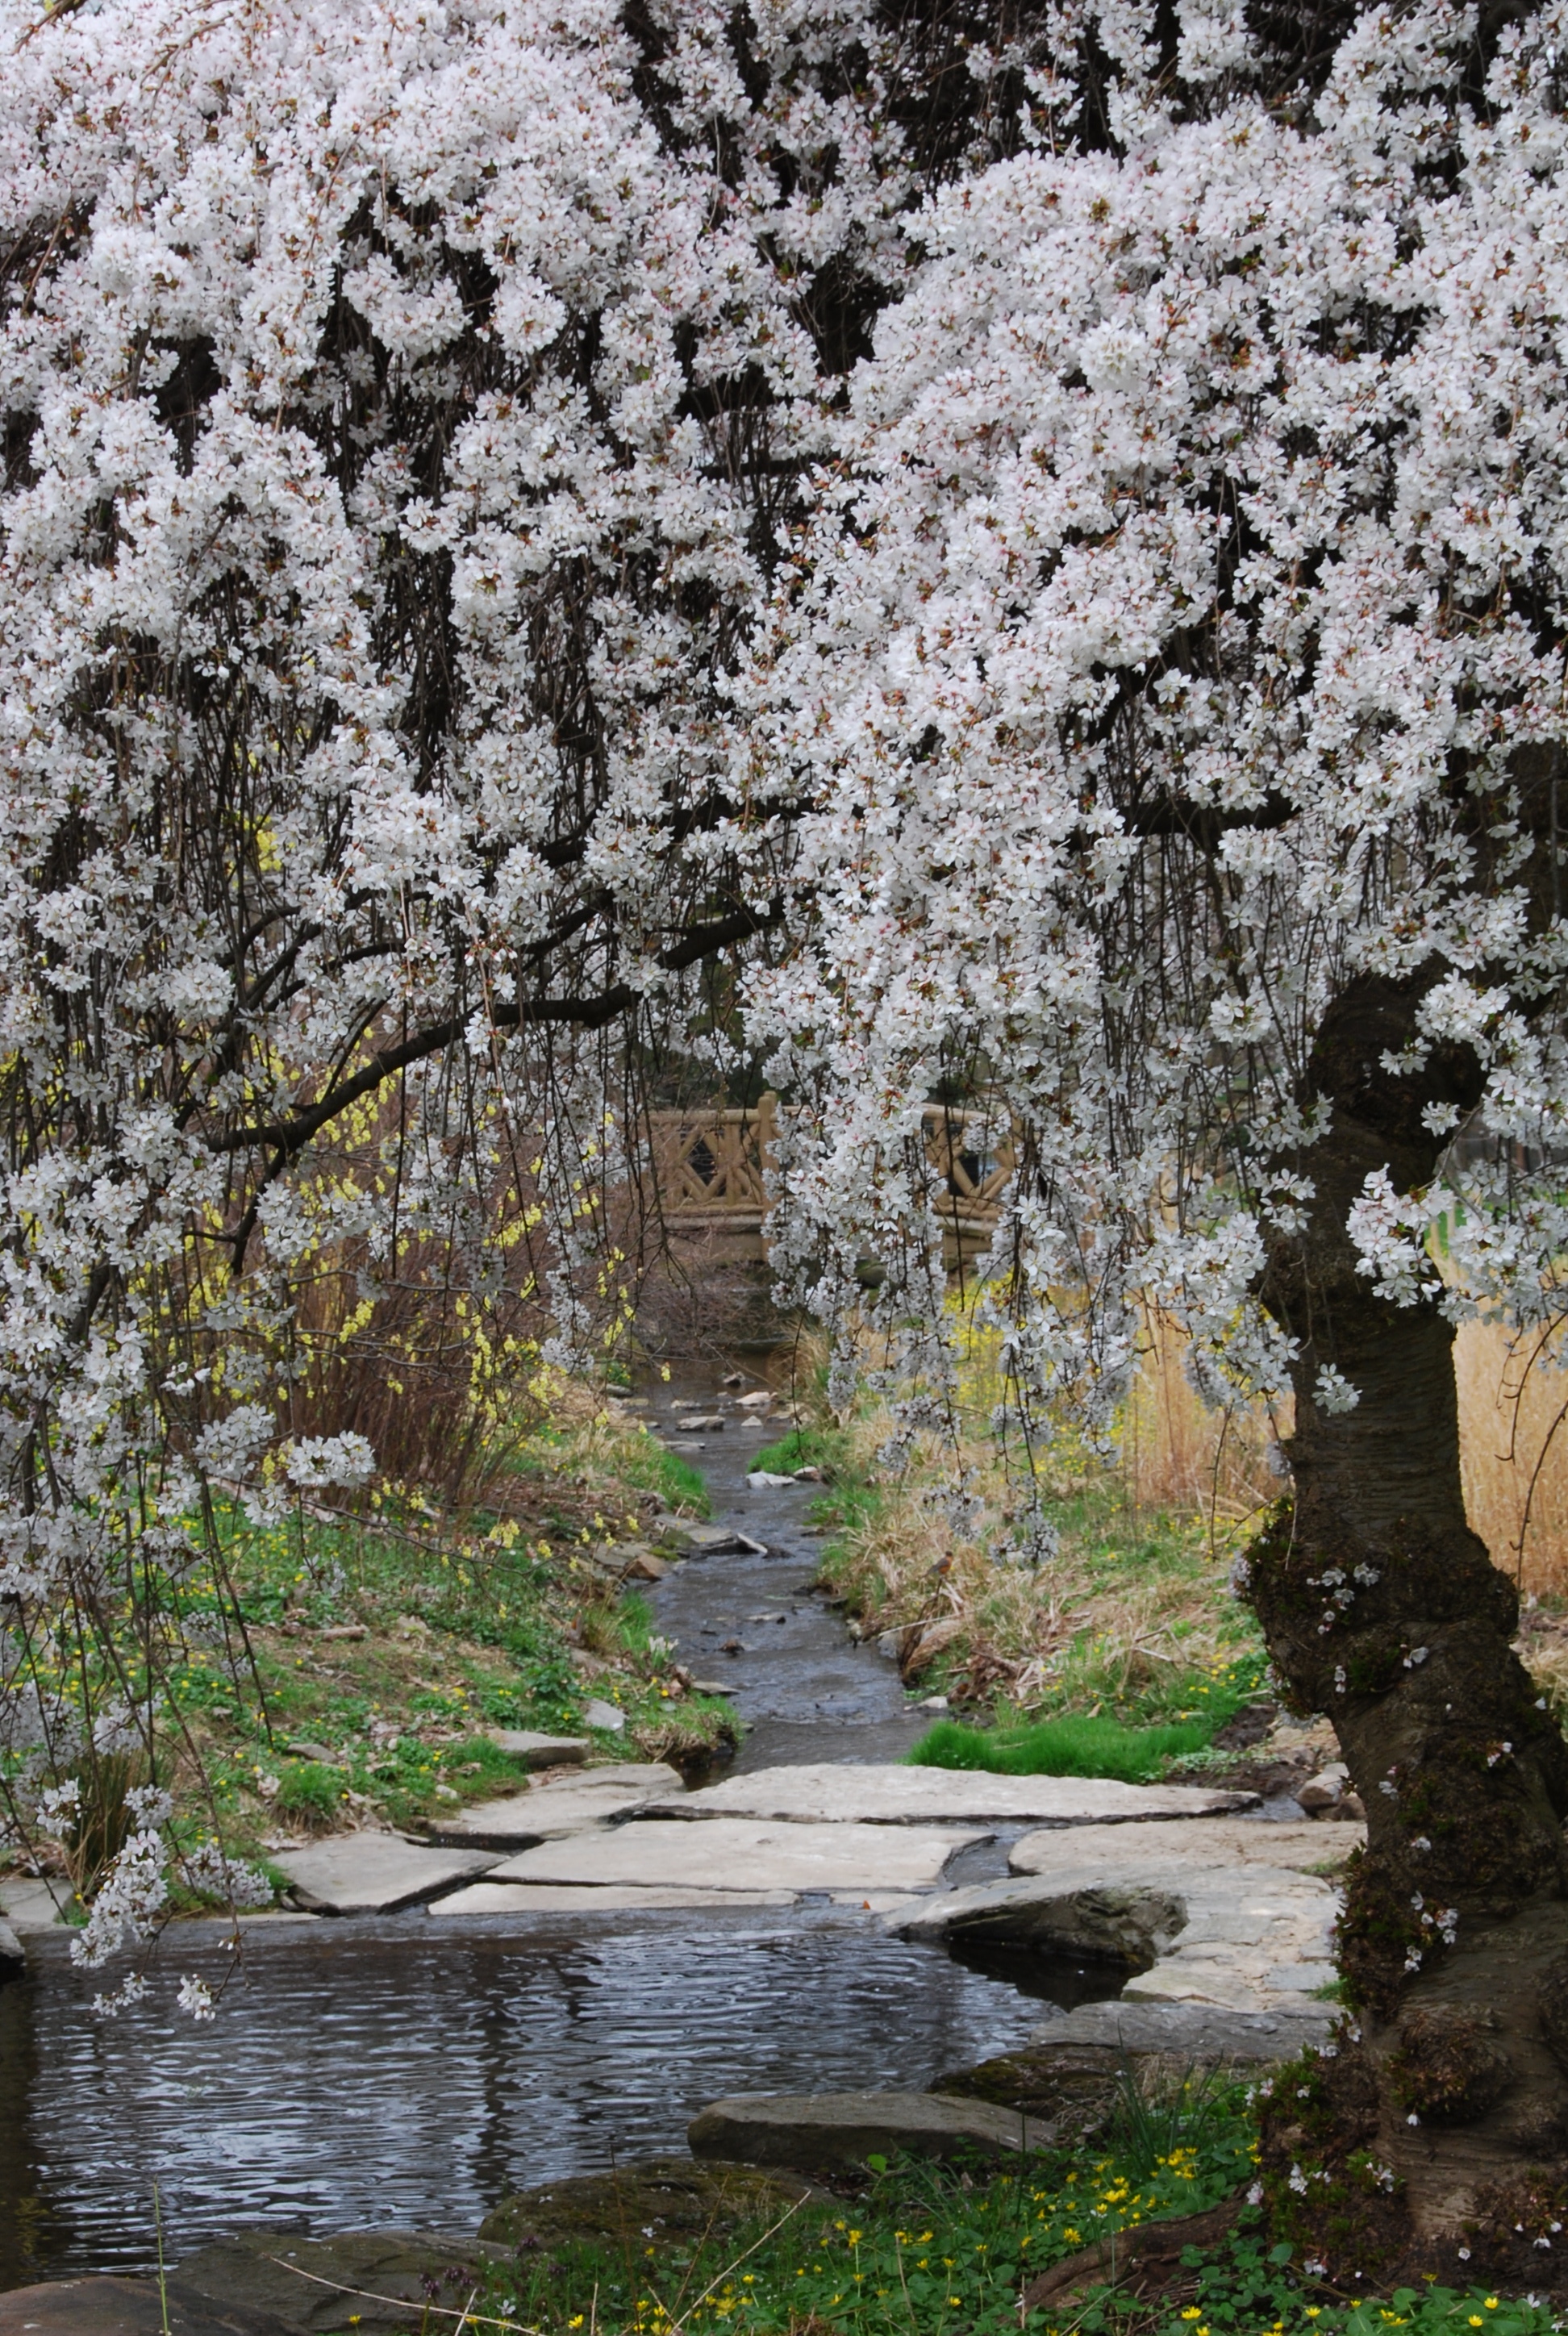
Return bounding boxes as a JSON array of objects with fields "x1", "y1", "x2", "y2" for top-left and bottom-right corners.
[
  {"x1": 486, "y1": 1817, "x2": 989, "y2": 1894},
  {"x1": 642, "y1": 1762, "x2": 1257, "y2": 1828},
  {"x1": 275, "y1": 1836, "x2": 497, "y2": 1915}
]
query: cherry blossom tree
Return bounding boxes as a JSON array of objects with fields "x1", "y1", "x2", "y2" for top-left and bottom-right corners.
[
  {"x1": 752, "y1": 0, "x2": 1568, "y2": 2275},
  {"x1": 9, "y1": 0, "x2": 1568, "y2": 2273}
]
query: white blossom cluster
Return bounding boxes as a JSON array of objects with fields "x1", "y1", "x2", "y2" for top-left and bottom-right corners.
[{"x1": 748, "y1": 0, "x2": 1568, "y2": 1484}]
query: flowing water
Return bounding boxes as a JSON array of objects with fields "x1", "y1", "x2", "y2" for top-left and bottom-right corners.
[{"x1": 0, "y1": 1366, "x2": 1065, "y2": 2288}]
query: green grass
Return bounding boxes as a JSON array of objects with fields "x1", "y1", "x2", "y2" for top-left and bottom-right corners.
[
  {"x1": 907, "y1": 1710, "x2": 1220, "y2": 1783},
  {"x1": 436, "y1": 2084, "x2": 1559, "y2": 2336},
  {"x1": 749, "y1": 1424, "x2": 849, "y2": 1477},
  {"x1": 459, "y1": 2084, "x2": 1257, "y2": 2336}
]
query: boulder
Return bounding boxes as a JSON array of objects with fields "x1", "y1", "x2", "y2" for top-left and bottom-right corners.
[
  {"x1": 0, "y1": 1914, "x2": 24, "y2": 1978},
  {"x1": 174, "y1": 2230, "x2": 506, "y2": 2335},
  {"x1": 273, "y1": 1835, "x2": 495, "y2": 1915},
  {"x1": 487, "y1": 1817, "x2": 988, "y2": 1895},
  {"x1": 0, "y1": 2277, "x2": 303, "y2": 2336},
  {"x1": 688, "y1": 2090, "x2": 1054, "y2": 2171},
  {"x1": 1297, "y1": 1764, "x2": 1348, "y2": 1813},
  {"x1": 479, "y1": 2159, "x2": 816, "y2": 2250},
  {"x1": 640, "y1": 1762, "x2": 1257, "y2": 1829},
  {"x1": 582, "y1": 1699, "x2": 628, "y2": 1733},
  {"x1": 892, "y1": 1841, "x2": 1341, "y2": 2018}
]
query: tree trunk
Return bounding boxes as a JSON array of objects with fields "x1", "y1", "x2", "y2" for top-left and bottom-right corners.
[{"x1": 1246, "y1": 974, "x2": 1568, "y2": 2287}]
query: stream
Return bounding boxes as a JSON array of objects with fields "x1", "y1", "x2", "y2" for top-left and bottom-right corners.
[{"x1": 0, "y1": 1365, "x2": 1055, "y2": 2289}]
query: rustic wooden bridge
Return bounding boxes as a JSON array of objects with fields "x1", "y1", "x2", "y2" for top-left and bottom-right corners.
[{"x1": 647, "y1": 1098, "x2": 1014, "y2": 1263}]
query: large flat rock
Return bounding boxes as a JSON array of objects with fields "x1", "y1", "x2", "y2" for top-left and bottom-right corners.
[
  {"x1": 429, "y1": 1881, "x2": 795, "y2": 1913},
  {"x1": 489, "y1": 1817, "x2": 989, "y2": 1895},
  {"x1": 274, "y1": 1835, "x2": 496, "y2": 1915},
  {"x1": 642, "y1": 1762, "x2": 1256, "y2": 1828},
  {"x1": 175, "y1": 2231, "x2": 505, "y2": 2336},
  {"x1": 1007, "y1": 1814, "x2": 1358, "y2": 1877},
  {"x1": 1028, "y1": 1997, "x2": 1338, "y2": 2058},
  {"x1": 0, "y1": 2277, "x2": 302, "y2": 2336},
  {"x1": 0, "y1": 1875, "x2": 69, "y2": 1930},
  {"x1": 428, "y1": 1762, "x2": 685, "y2": 1848},
  {"x1": 689, "y1": 2089, "x2": 1055, "y2": 2170}
]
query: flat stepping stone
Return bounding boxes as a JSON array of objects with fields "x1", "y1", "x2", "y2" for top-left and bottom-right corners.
[
  {"x1": 0, "y1": 2276, "x2": 300, "y2": 2336},
  {"x1": 429, "y1": 1762, "x2": 684, "y2": 1848},
  {"x1": 488, "y1": 1817, "x2": 989, "y2": 1894},
  {"x1": 274, "y1": 1835, "x2": 495, "y2": 1915},
  {"x1": 1027, "y1": 1997, "x2": 1337, "y2": 2057},
  {"x1": 429, "y1": 1881, "x2": 796, "y2": 1913},
  {"x1": 1007, "y1": 1814, "x2": 1356, "y2": 1876},
  {"x1": 0, "y1": 1877, "x2": 69, "y2": 1931},
  {"x1": 689, "y1": 2089, "x2": 1054, "y2": 2170},
  {"x1": 642, "y1": 1762, "x2": 1257, "y2": 1827},
  {"x1": 175, "y1": 2230, "x2": 506, "y2": 2335},
  {"x1": 485, "y1": 1729, "x2": 590, "y2": 1767}
]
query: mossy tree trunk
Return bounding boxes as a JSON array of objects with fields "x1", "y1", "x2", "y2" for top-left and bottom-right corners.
[{"x1": 1246, "y1": 975, "x2": 1568, "y2": 2284}]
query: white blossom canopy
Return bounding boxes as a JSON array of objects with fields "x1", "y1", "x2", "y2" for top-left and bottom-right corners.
[{"x1": 751, "y1": 0, "x2": 1568, "y2": 1515}]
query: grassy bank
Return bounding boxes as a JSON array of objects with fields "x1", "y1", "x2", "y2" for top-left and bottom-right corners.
[
  {"x1": 753, "y1": 1389, "x2": 1270, "y2": 1775},
  {"x1": 440, "y1": 2083, "x2": 1553, "y2": 2336},
  {"x1": 3, "y1": 1380, "x2": 736, "y2": 1903}
]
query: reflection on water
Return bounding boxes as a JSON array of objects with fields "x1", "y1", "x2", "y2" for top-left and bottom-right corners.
[{"x1": 0, "y1": 1906, "x2": 1044, "y2": 2287}]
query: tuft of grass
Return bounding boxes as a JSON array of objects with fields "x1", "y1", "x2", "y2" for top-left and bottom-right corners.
[
  {"x1": 907, "y1": 1709, "x2": 1218, "y2": 1783},
  {"x1": 749, "y1": 1423, "x2": 849, "y2": 1478},
  {"x1": 269, "y1": 1758, "x2": 348, "y2": 1830}
]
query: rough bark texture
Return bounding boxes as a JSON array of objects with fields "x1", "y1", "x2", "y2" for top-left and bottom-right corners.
[{"x1": 1247, "y1": 975, "x2": 1568, "y2": 2281}]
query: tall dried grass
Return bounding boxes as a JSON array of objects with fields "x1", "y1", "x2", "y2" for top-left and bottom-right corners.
[
  {"x1": 1456, "y1": 1320, "x2": 1568, "y2": 1595},
  {"x1": 1124, "y1": 1310, "x2": 1568, "y2": 1598}
]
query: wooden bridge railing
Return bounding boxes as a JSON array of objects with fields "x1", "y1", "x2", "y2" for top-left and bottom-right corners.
[{"x1": 645, "y1": 1098, "x2": 1014, "y2": 1260}]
